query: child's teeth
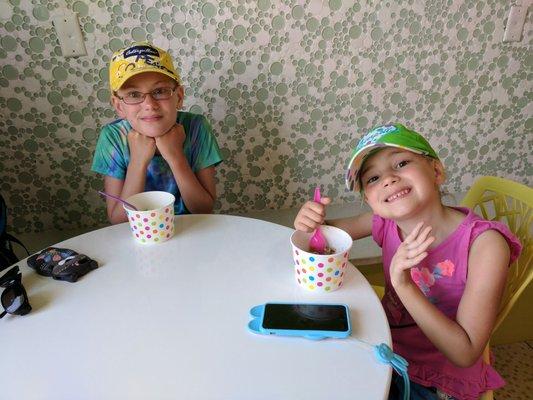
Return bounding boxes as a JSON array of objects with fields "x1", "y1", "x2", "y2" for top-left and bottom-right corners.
[{"x1": 388, "y1": 189, "x2": 409, "y2": 201}]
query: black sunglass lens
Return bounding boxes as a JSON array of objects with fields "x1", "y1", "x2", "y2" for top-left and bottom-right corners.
[
  {"x1": 2, "y1": 287, "x2": 17, "y2": 311},
  {"x1": 16, "y1": 302, "x2": 32, "y2": 316},
  {"x1": 1, "y1": 285, "x2": 31, "y2": 316}
]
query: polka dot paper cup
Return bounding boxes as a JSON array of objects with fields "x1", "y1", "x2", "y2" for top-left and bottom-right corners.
[
  {"x1": 290, "y1": 226, "x2": 353, "y2": 293},
  {"x1": 123, "y1": 191, "x2": 175, "y2": 244}
]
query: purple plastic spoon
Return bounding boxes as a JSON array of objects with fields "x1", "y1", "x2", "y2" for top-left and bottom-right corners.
[
  {"x1": 308, "y1": 187, "x2": 328, "y2": 254},
  {"x1": 97, "y1": 190, "x2": 139, "y2": 211}
]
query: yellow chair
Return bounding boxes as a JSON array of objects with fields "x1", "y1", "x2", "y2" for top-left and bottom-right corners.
[
  {"x1": 461, "y1": 176, "x2": 532, "y2": 335},
  {"x1": 351, "y1": 176, "x2": 532, "y2": 399},
  {"x1": 461, "y1": 176, "x2": 532, "y2": 400},
  {"x1": 352, "y1": 255, "x2": 385, "y2": 299}
]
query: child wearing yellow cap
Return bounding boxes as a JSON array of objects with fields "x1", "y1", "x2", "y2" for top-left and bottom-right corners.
[
  {"x1": 91, "y1": 42, "x2": 222, "y2": 224},
  {"x1": 294, "y1": 124, "x2": 521, "y2": 399}
]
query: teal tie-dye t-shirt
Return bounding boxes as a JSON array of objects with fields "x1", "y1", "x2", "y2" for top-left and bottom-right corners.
[{"x1": 91, "y1": 111, "x2": 223, "y2": 215}]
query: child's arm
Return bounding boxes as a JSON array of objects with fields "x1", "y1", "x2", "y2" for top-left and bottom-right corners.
[
  {"x1": 391, "y1": 224, "x2": 510, "y2": 368},
  {"x1": 294, "y1": 196, "x2": 373, "y2": 240},
  {"x1": 105, "y1": 130, "x2": 156, "y2": 224},
  {"x1": 155, "y1": 124, "x2": 216, "y2": 213},
  {"x1": 329, "y1": 212, "x2": 373, "y2": 240}
]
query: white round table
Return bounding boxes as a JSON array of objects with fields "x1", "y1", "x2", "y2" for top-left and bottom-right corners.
[{"x1": 1, "y1": 215, "x2": 391, "y2": 399}]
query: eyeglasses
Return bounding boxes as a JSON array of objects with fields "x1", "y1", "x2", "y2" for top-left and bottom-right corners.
[
  {"x1": 115, "y1": 86, "x2": 178, "y2": 105},
  {"x1": 0, "y1": 266, "x2": 31, "y2": 319}
]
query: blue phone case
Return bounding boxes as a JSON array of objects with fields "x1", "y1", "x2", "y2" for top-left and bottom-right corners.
[{"x1": 248, "y1": 303, "x2": 351, "y2": 340}]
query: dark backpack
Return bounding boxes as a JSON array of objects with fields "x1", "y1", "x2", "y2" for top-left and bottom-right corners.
[{"x1": 0, "y1": 193, "x2": 29, "y2": 272}]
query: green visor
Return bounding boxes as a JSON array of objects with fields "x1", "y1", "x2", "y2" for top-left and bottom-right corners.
[{"x1": 345, "y1": 123, "x2": 439, "y2": 192}]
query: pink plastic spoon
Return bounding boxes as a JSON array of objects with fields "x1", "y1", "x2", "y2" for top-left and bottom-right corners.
[
  {"x1": 97, "y1": 190, "x2": 139, "y2": 211},
  {"x1": 308, "y1": 187, "x2": 328, "y2": 254}
]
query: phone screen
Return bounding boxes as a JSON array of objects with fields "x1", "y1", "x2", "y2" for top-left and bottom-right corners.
[{"x1": 262, "y1": 303, "x2": 349, "y2": 331}]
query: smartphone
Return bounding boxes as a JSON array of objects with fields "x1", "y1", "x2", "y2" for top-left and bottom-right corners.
[{"x1": 259, "y1": 303, "x2": 351, "y2": 339}]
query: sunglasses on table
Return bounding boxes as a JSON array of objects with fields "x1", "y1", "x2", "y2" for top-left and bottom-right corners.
[
  {"x1": 114, "y1": 86, "x2": 178, "y2": 105},
  {"x1": 0, "y1": 266, "x2": 31, "y2": 319}
]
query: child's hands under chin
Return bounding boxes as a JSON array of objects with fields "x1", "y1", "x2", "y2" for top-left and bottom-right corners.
[
  {"x1": 128, "y1": 129, "x2": 156, "y2": 167},
  {"x1": 155, "y1": 124, "x2": 186, "y2": 162},
  {"x1": 390, "y1": 222, "x2": 435, "y2": 290}
]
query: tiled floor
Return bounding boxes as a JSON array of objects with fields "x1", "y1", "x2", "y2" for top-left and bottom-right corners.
[{"x1": 493, "y1": 341, "x2": 533, "y2": 399}]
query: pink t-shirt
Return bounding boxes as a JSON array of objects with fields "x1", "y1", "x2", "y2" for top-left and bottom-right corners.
[{"x1": 373, "y1": 207, "x2": 522, "y2": 400}]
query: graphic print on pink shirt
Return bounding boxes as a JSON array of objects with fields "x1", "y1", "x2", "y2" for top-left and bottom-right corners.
[{"x1": 411, "y1": 259, "x2": 456, "y2": 300}]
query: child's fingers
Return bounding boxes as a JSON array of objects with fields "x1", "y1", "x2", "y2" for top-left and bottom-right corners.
[
  {"x1": 404, "y1": 236, "x2": 435, "y2": 260},
  {"x1": 302, "y1": 213, "x2": 322, "y2": 226},
  {"x1": 415, "y1": 225, "x2": 433, "y2": 243},
  {"x1": 405, "y1": 226, "x2": 433, "y2": 250},
  {"x1": 311, "y1": 210, "x2": 328, "y2": 225},
  {"x1": 295, "y1": 208, "x2": 327, "y2": 230},
  {"x1": 419, "y1": 235, "x2": 435, "y2": 251},
  {"x1": 295, "y1": 215, "x2": 320, "y2": 232},
  {"x1": 295, "y1": 199, "x2": 329, "y2": 232},
  {"x1": 416, "y1": 227, "x2": 434, "y2": 246},
  {"x1": 403, "y1": 221, "x2": 425, "y2": 244},
  {"x1": 403, "y1": 252, "x2": 429, "y2": 269},
  {"x1": 306, "y1": 200, "x2": 327, "y2": 217},
  {"x1": 320, "y1": 197, "x2": 332, "y2": 206}
]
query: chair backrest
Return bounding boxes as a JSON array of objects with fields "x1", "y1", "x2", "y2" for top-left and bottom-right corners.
[{"x1": 460, "y1": 176, "x2": 532, "y2": 332}]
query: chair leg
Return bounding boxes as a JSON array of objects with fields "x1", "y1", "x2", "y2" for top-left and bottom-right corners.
[
  {"x1": 350, "y1": 259, "x2": 385, "y2": 286},
  {"x1": 479, "y1": 344, "x2": 494, "y2": 400},
  {"x1": 349, "y1": 259, "x2": 386, "y2": 299}
]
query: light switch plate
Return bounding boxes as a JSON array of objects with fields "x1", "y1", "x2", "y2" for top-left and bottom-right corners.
[
  {"x1": 0, "y1": 0, "x2": 13, "y2": 21},
  {"x1": 52, "y1": 11, "x2": 87, "y2": 57},
  {"x1": 503, "y1": 5, "x2": 528, "y2": 42}
]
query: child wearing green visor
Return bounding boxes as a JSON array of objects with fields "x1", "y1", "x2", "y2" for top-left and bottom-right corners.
[{"x1": 294, "y1": 124, "x2": 521, "y2": 400}]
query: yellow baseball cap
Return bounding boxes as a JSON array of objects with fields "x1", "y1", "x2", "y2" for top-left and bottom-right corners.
[{"x1": 109, "y1": 42, "x2": 181, "y2": 91}]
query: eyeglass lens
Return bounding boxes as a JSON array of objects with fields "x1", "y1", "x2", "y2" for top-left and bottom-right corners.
[
  {"x1": 0, "y1": 267, "x2": 32, "y2": 318},
  {"x1": 122, "y1": 88, "x2": 174, "y2": 104},
  {"x1": 1, "y1": 286, "x2": 31, "y2": 317}
]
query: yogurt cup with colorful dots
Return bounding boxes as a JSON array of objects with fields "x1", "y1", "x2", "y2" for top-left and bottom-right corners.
[
  {"x1": 290, "y1": 225, "x2": 353, "y2": 293},
  {"x1": 123, "y1": 191, "x2": 175, "y2": 244}
]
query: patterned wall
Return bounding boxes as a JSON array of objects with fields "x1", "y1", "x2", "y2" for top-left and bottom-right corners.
[{"x1": 0, "y1": 0, "x2": 531, "y2": 234}]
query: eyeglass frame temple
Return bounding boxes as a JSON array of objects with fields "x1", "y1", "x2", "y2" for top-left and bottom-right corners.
[{"x1": 0, "y1": 266, "x2": 20, "y2": 287}]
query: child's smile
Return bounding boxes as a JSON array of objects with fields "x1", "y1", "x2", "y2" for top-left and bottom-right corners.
[
  {"x1": 140, "y1": 114, "x2": 163, "y2": 122},
  {"x1": 385, "y1": 188, "x2": 411, "y2": 203}
]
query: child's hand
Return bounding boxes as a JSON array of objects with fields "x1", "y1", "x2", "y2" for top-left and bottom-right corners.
[
  {"x1": 390, "y1": 222, "x2": 435, "y2": 290},
  {"x1": 155, "y1": 124, "x2": 186, "y2": 162},
  {"x1": 128, "y1": 129, "x2": 156, "y2": 167},
  {"x1": 294, "y1": 197, "x2": 332, "y2": 232}
]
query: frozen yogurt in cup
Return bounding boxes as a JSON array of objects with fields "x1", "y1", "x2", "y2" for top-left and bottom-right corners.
[
  {"x1": 123, "y1": 191, "x2": 175, "y2": 244},
  {"x1": 290, "y1": 225, "x2": 353, "y2": 292}
]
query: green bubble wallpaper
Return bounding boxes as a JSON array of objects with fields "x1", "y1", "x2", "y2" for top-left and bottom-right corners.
[{"x1": 0, "y1": 0, "x2": 531, "y2": 234}]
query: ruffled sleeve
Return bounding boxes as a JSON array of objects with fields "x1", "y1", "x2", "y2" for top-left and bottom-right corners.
[
  {"x1": 407, "y1": 361, "x2": 505, "y2": 400},
  {"x1": 469, "y1": 220, "x2": 522, "y2": 265}
]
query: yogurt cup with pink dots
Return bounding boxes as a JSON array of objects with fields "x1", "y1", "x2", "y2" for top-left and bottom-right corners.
[
  {"x1": 123, "y1": 191, "x2": 175, "y2": 244},
  {"x1": 290, "y1": 225, "x2": 353, "y2": 293}
]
